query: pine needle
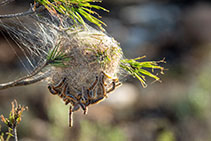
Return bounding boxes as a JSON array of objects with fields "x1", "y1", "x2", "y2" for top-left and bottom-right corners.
[
  {"x1": 35, "y1": 0, "x2": 108, "y2": 30},
  {"x1": 120, "y1": 57, "x2": 166, "y2": 88}
]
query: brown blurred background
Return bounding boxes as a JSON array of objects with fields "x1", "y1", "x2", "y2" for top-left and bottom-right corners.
[{"x1": 1, "y1": 0, "x2": 211, "y2": 141}]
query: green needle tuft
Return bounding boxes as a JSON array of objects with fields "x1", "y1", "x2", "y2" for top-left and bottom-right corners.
[
  {"x1": 120, "y1": 56, "x2": 166, "y2": 88},
  {"x1": 35, "y1": 0, "x2": 108, "y2": 30}
]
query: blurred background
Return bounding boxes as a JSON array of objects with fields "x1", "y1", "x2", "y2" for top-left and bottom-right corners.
[{"x1": 1, "y1": 0, "x2": 211, "y2": 141}]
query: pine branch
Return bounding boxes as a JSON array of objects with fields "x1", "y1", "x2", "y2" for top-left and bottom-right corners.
[
  {"x1": 0, "y1": 4, "x2": 45, "y2": 19},
  {"x1": 0, "y1": 70, "x2": 51, "y2": 90},
  {"x1": 0, "y1": 0, "x2": 15, "y2": 6}
]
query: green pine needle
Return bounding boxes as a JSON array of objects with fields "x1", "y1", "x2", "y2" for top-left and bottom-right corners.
[
  {"x1": 120, "y1": 56, "x2": 166, "y2": 88},
  {"x1": 35, "y1": 0, "x2": 108, "y2": 30},
  {"x1": 47, "y1": 42, "x2": 70, "y2": 67}
]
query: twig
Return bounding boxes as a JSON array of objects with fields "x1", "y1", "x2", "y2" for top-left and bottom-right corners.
[
  {"x1": 0, "y1": 70, "x2": 51, "y2": 91},
  {"x1": 0, "y1": 4, "x2": 45, "y2": 19},
  {"x1": 13, "y1": 60, "x2": 48, "y2": 83},
  {"x1": 13, "y1": 127, "x2": 18, "y2": 141},
  {"x1": 0, "y1": 59, "x2": 49, "y2": 90},
  {"x1": 0, "y1": 0, "x2": 15, "y2": 6}
]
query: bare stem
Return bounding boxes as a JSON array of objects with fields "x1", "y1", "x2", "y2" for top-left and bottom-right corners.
[
  {"x1": 0, "y1": 70, "x2": 51, "y2": 91},
  {"x1": 13, "y1": 127, "x2": 18, "y2": 141},
  {"x1": 0, "y1": 4, "x2": 45, "y2": 19},
  {"x1": 14, "y1": 60, "x2": 48, "y2": 83},
  {"x1": 0, "y1": 59, "x2": 49, "y2": 91},
  {"x1": 0, "y1": 0, "x2": 15, "y2": 6}
]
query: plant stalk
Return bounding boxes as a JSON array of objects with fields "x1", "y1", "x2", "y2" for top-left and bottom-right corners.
[
  {"x1": 13, "y1": 127, "x2": 18, "y2": 141},
  {"x1": 0, "y1": 70, "x2": 51, "y2": 91},
  {"x1": 0, "y1": 4, "x2": 45, "y2": 19}
]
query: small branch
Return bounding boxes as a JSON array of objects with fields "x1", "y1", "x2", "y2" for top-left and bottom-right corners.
[
  {"x1": 14, "y1": 60, "x2": 48, "y2": 83},
  {"x1": 0, "y1": 0, "x2": 15, "y2": 6},
  {"x1": 0, "y1": 5, "x2": 45, "y2": 19},
  {"x1": 13, "y1": 127, "x2": 18, "y2": 141},
  {"x1": 0, "y1": 70, "x2": 51, "y2": 91},
  {"x1": 0, "y1": 59, "x2": 49, "y2": 91}
]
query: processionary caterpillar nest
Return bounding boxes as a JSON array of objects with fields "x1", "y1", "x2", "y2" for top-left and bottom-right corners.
[{"x1": 47, "y1": 26, "x2": 123, "y2": 127}]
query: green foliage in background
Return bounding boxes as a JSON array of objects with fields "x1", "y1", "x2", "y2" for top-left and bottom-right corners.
[
  {"x1": 79, "y1": 120, "x2": 126, "y2": 141},
  {"x1": 157, "y1": 130, "x2": 175, "y2": 141}
]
